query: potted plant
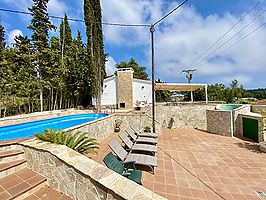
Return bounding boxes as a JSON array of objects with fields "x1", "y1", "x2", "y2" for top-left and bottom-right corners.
[
  {"x1": 135, "y1": 100, "x2": 141, "y2": 110},
  {"x1": 114, "y1": 119, "x2": 122, "y2": 132},
  {"x1": 144, "y1": 126, "x2": 151, "y2": 132}
]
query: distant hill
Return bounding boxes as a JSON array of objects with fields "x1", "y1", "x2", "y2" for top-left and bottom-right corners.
[{"x1": 247, "y1": 88, "x2": 266, "y2": 100}]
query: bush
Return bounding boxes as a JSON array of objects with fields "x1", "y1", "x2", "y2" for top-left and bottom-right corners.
[
  {"x1": 35, "y1": 129, "x2": 99, "y2": 154},
  {"x1": 143, "y1": 126, "x2": 151, "y2": 132}
]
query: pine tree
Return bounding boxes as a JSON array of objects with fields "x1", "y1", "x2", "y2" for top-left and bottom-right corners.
[{"x1": 28, "y1": 0, "x2": 56, "y2": 112}]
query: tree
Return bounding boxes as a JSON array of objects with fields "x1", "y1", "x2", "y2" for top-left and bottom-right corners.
[
  {"x1": 28, "y1": 0, "x2": 56, "y2": 112},
  {"x1": 155, "y1": 79, "x2": 172, "y2": 102},
  {"x1": 0, "y1": 24, "x2": 5, "y2": 52},
  {"x1": 116, "y1": 58, "x2": 149, "y2": 80},
  {"x1": 84, "y1": 0, "x2": 106, "y2": 110}
]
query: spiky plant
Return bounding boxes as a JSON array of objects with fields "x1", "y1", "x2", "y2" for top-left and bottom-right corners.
[{"x1": 35, "y1": 129, "x2": 99, "y2": 154}]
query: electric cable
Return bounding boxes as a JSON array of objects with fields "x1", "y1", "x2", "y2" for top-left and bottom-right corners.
[
  {"x1": 153, "y1": 0, "x2": 188, "y2": 26},
  {"x1": 188, "y1": 0, "x2": 263, "y2": 68},
  {"x1": 0, "y1": 8, "x2": 151, "y2": 27},
  {"x1": 195, "y1": 9, "x2": 266, "y2": 67}
]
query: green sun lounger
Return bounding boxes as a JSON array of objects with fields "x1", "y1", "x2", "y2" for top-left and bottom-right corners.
[
  {"x1": 103, "y1": 152, "x2": 142, "y2": 184},
  {"x1": 109, "y1": 140, "x2": 157, "y2": 173}
]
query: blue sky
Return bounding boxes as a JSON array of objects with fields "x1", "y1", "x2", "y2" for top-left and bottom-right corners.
[{"x1": 1, "y1": 0, "x2": 266, "y2": 89}]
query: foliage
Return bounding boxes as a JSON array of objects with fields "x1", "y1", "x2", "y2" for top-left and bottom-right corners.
[
  {"x1": 35, "y1": 129, "x2": 99, "y2": 154},
  {"x1": 114, "y1": 119, "x2": 122, "y2": 128},
  {"x1": 155, "y1": 79, "x2": 172, "y2": 102},
  {"x1": 184, "y1": 79, "x2": 247, "y2": 103},
  {"x1": 247, "y1": 88, "x2": 266, "y2": 100},
  {"x1": 84, "y1": 0, "x2": 106, "y2": 110},
  {"x1": 143, "y1": 126, "x2": 151, "y2": 132},
  {"x1": 116, "y1": 58, "x2": 149, "y2": 80},
  {"x1": 0, "y1": 1, "x2": 106, "y2": 117}
]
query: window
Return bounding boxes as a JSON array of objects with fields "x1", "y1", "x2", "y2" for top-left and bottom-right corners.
[{"x1": 120, "y1": 103, "x2": 125, "y2": 108}]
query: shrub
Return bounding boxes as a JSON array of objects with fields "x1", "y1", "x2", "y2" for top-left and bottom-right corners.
[
  {"x1": 143, "y1": 126, "x2": 151, "y2": 132},
  {"x1": 35, "y1": 129, "x2": 99, "y2": 154}
]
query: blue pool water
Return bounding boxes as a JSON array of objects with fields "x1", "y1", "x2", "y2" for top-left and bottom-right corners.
[{"x1": 0, "y1": 113, "x2": 108, "y2": 141}]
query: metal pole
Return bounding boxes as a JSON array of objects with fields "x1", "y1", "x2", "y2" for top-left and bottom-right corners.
[{"x1": 150, "y1": 24, "x2": 156, "y2": 133}]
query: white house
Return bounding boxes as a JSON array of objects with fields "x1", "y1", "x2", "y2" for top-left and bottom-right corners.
[{"x1": 93, "y1": 68, "x2": 152, "y2": 109}]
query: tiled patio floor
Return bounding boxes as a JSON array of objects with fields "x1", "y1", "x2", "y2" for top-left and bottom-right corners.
[{"x1": 89, "y1": 128, "x2": 266, "y2": 200}]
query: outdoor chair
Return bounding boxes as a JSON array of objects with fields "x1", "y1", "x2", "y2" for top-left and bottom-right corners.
[
  {"x1": 109, "y1": 140, "x2": 157, "y2": 173},
  {"x1": 125, "y1": 127, "x2": 158, "y2": 145},
  {"x1": 129, "y1": 125, "x2": 158, "y2": 138},
  {"x1": 103, "y1": 152, "x2": 142, "y2": 184},
  {"x1": 119, "y1": 132, "x2": 157, "y2": 155}
]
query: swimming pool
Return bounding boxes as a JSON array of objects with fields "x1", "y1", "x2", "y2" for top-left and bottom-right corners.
[{"x1": 0, "y1": 113, "x2": 108, "y2": 141}]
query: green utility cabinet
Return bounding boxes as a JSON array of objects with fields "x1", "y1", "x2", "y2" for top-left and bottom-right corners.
[{"x1": 242, "y1": 117, "x2": 258, "y2": 142}]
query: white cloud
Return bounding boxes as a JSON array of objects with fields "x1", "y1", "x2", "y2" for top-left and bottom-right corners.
[
  {"x1": 48, "y1": 0, "x2": 68, "y2": 16},
  {"x1": 7, "y1": 29, "x2": 23, "y2": 46},
  {"x1": 102, "y1": 1, "x2": 266, "y2": 88},
  {"x1": 105, "y1": 56, "x2": 117, "y2": 76}
]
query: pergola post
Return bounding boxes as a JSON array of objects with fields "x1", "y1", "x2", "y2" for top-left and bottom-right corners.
[{"x1": 205, "y1": 84, "x2": 208, "y2": 104}]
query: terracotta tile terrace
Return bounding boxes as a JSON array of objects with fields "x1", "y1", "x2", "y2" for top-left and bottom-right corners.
[{"x1": 89, "y1": 128, "x2": 266, "y2": 200}]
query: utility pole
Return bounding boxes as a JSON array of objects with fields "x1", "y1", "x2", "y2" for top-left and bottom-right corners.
[
  {"x1": 150, "y1": 24, "x2": 156, "y2": 133},
  {"x1": 181, "y1": 69, "x2": 196, "y2": 102}
]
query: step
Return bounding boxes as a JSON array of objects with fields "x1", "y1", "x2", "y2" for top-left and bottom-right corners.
[
  {"x1": 0, "y1": 168, "x2": 47, "y2": 200},
  {"x1": 0, "y1": 159, "x2": 27, "y2": 179},
  {"x1": 24, "y1": 186, "x2": 73, "y2": 200},
  {"x1": 0, "y1": 149, "x2": 25, "y2": 164}
]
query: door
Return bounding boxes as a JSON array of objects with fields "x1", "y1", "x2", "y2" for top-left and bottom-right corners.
[{"x1": 242, "y1": 117, "x2": 258, "y2": 142}]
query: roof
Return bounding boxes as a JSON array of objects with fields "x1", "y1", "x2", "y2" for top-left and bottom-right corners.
[{"x1": 155, "y1": 83, "x2": 207, "y2": 91}]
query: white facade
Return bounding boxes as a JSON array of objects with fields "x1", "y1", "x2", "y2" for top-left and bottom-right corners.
[
  {"x1": 93, "y1": 76, "x2": 152, "y2": 108},
  {"x1": 133, "y1": 79, "x2": 152, "y2": 107}
]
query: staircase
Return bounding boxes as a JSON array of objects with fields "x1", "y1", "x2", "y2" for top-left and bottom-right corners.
[{"x1": 0, "y1": 141, "x2": 72, "y2": 200}]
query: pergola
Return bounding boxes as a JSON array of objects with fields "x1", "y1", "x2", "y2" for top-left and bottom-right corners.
[{"x1": 155, "y1": 83, "x2": 208, "y2": 103}]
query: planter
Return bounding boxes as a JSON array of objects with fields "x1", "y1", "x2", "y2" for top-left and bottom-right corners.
[{"x1": 114, "y1": 127, "x2": 120, "y2": 132}]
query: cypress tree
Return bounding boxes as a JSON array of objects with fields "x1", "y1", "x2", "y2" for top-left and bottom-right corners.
[
  {"x1": 84, "y1": 0, "x2": 106, "y2": 110},
  {"x1": 0, "y1": 24, "x2": 5, "y2": 52}
]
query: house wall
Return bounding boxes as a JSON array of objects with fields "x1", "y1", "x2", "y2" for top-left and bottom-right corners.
[
  {"x1": 100, "y1": 77, "x2": 117, "y2": 106},
  {"x1": 92, "y1": 77, "x2": 117, "y2": 107},
  {"x1": 133, "y1": 80, "x2": 152, "y2": 106}
]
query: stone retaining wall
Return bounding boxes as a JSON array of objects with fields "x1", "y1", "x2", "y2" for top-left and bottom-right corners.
[
  {"x1": 144, "y1": 104, "x2": 216, "y2": 130},
  {"x1": 65, "y1": 113, "x2": 160, "y2": 143},
  {"x1": 0, "y1": 109, "x2": 94, "y2": 127},
  {"x1": 20, "y1": 139, "x2": 165, "y2": 200},
  {"x1": 251, "y1": 105, "x2": 266, "y2": 114},
  {"x1": 206, "y1": 110, "x2": 233, "y2": 136}
]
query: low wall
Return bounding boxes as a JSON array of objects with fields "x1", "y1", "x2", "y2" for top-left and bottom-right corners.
[
  {"x1": 20, "y1": 139, "x2": 165, "y2": 200},
  {"x1": 206, "y1": 110, "x2": 233, "y2": 136},
  {"x1": 64, "y1": 113, "x2": 160, "y2": 143},
  {"x1": 144, "y1": 104, "x2": 216, "y2": 130},
  {"x1": 251, "y1": 105, "x2": 266, "y2": 114},
  {"x1": 0, "y1": 109, "x2": 94, "y2": 127}
]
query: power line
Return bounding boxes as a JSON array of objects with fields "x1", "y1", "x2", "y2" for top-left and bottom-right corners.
[
  {"x1": 188, "y1": 0, "x2": 263, "y2": 68},
  {"x1": 214, "y1": 22, "x2": 266, "y2": 59},
  {"x1": 0, "y1": 8, "x2": 151, "y2": 27},
  {"x1": 195, "y1": 9, "x2": 266, "y2": 67},
  {"x1": 153, "y1": 0, "x2": 189, "y2": 26},
  {"x1": 197, "y1": 21, "x2": 266, "y2": 70}
]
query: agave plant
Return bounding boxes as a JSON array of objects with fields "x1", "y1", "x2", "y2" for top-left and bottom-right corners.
[{"x1": 35, "y1": 129, "x2": 99, "y2": 154}]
